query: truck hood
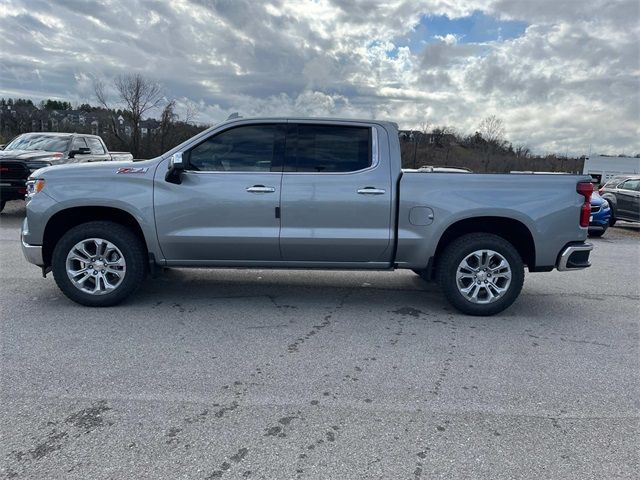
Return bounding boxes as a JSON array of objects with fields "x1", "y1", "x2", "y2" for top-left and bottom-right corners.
[
  {"x1": 0, "y1": 149, "x2": 62, "y2": 162},
  {"x1": 31, "y1": 157, "x2": 161, "y2": 179}
]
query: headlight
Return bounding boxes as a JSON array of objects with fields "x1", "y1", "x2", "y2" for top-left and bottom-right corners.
[
  {"x1": 601, "y1": 200, "x2": 609, "y2": 209},
  {"x1": 26, "y1": 161, "x2": 52, "y2": 173},
  {"x1": 26, "y1": 179, "x2": 45, "y2": 198}
]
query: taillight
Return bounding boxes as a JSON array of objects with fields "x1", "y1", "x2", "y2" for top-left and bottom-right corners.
[{"x1": 577, "y1": 182, "x2": 593, "y2": 227}]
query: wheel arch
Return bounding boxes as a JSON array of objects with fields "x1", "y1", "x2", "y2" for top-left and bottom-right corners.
[
  {"x1": 42, "y1": 206, "x2": 148, "y2": 267},
  {"x1": 427, "y1": 216, "x2": 536, "y2": 279}
]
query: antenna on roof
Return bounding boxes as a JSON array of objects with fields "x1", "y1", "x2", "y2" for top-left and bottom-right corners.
[{"x1": 226, "y1": 112, "x2": 241, "y2": 120}]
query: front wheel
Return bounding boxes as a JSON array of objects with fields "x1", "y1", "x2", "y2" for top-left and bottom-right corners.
[
  {"x1": 51, "y1": 221, "x2": 147, "y2": 306},
  {"x1": 437, "y1": 233, "x2": 525, "y2": 316}
]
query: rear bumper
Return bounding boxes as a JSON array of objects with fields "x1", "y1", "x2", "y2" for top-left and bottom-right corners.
[{"x1": 556, "y1": 242, "x2": 593, "y2": 271}]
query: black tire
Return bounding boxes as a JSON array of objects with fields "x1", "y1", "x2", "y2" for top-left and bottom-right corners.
[
  {"x1": 52, "y1": 221, "x2": 147, "y2": 307},
  {"x1": 437, "y1": 233, "x2": 525, "y2": 316},
  {"x1": 0, "y1": 200, "x2": 5, "y2": 212},
  {"x1": 588, "y1": 227, "x2": 607, "y2": 238}
]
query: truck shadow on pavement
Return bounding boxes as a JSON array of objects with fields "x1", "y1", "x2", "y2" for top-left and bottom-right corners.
[{"x1": 127, "y1": 267, "x2": 548, "y2": 321}]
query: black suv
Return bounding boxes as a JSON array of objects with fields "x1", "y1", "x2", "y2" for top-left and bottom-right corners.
[{"x1": 599, "y1": 176, "x2": 640, "y2": 225}]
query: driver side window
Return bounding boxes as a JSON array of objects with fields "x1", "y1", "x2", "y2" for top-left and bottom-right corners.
[
  {"x1": 71, "y1": 137, "x2": 88, "y2": 151},
  {"x1": 188, "y1": 125, "x2": 280, "y2": 172}
]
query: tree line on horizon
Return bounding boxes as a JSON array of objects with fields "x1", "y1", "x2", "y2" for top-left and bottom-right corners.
[{"x1": 1, "y1": 74, "x2": 628, "y2": 172}]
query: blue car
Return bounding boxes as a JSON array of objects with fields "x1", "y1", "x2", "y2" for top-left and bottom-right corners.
[{"x1": 589, "y1": 191, "x2": 611, "y2": 237}]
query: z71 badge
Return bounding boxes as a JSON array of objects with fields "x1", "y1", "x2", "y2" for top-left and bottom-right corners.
[{"x1": 116, "y1": 167, "x2": 149, "y2": 174}]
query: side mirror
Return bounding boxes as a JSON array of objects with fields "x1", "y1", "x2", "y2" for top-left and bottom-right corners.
[
  {"x1": 165, "y1": 152, "x2": 185, "y2": 184},
  {"x1": 69, "y1": 147, "x2": 91, "y2": 158}
]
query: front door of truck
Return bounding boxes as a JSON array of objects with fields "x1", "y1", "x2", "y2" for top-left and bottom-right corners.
[
  {"x1": 279, "y1": 122, "x2": 392, "y2": 263},
  {"x1": 154, "y1": 124, "x2": 285, "y2": 262}
]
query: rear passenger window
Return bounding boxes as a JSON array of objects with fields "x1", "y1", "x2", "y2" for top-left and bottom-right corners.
[
  {"x1": 86, "y1": 137, "x2": 105, "y2": 154},
  {"x1": 290, "y1": 125, "x2": 371, "y2": 173}
]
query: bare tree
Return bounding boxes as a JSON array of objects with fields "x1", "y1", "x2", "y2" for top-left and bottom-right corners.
[
  {"x1": 514, "y1": 144, "x2": 531, "y2": 158},
  {"x1": 183, "y1": 100, "x2": 199, "y2": 125},
  {"x1": 478, "y1": 115, "x2": 506, "y2": 146},
  {"x1": 477, "y1": 115, "x2": 507, "y2": 172},
  {"x1": 94, "y1": 78, "x2": 125, "y2": 146},
  {"x1": 94, "y1": 74, "x2": 163, "y2": 157},
  {"x1": 159, "y1": 100, "x2": 177, "y2": 152},
  {"x1": 114, "y1": 74, "x2": 162, "y2": 158}
]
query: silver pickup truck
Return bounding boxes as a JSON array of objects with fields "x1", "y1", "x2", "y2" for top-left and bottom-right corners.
[{"x1": 20, "y1": 117, "x2": 594, "y2": 315}]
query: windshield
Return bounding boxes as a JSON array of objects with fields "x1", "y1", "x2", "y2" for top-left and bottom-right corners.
[{"x1": 4, "y1": 134, "x2": 71, "y2": 153}]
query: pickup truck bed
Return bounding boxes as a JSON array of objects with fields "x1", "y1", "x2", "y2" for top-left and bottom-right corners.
[{"x1": 19, "y1": 117, "x2": 593, "y2": 315}]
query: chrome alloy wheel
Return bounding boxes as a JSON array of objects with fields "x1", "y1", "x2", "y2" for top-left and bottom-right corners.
[
  {"x1": 456, "y1": 249, "x2": 512, "y2": 304},
  {"x1": 65, "y1": 238, "x2": 126, "y2": 295}
]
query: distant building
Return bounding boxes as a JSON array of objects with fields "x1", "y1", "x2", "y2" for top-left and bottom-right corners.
[
  {"x1": 583, "y1": 155, "x2": 640, "y2": 184},
  {"x1": 140, "y1": 119, "x2": 161, "y2": 137}
]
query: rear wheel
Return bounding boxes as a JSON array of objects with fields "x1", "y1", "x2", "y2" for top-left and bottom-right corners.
[
  {"x1": 52, "y1": 221, "x2": 146, "y2": 306},
  {"x1": 437, "y1": 233, "x2": 525, "y2": 316}
]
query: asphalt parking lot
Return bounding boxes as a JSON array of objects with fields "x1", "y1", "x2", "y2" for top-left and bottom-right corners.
[{"x1": 1, "y1": 201, "x2": 639, "y2": 480}]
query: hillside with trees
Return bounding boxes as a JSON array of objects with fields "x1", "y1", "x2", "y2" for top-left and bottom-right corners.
[{"x1": 0, "y1": 75, "x2": 591, "y2": 172}]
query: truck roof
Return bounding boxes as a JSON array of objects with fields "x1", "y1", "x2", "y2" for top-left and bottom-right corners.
[
  {"x1": 16, "y1": 132, "x2": 101, "y2": 138},
  {"x1": 220, "y1": 116, "x2": 399, "y2": 129}
]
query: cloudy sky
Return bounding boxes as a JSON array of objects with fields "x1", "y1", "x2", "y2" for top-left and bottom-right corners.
[{"x1": 0, "y1": 0, "x2": 638, "y2": 155}]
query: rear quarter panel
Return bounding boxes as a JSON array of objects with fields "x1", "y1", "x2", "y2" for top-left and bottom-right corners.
[{"x1": 396, "y1": 173, "x2": 590, "y2": 269}]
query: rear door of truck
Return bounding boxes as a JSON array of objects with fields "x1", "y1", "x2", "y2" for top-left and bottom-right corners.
[{"x1": 279, "y1": 121, "x2": 393, "y2": 264}]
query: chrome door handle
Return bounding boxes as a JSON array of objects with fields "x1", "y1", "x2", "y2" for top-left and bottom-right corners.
[
  {"x1": 357, "y1": 187, "x2": 386, "y2": 195},
  {"x1": 246, "y1": 185, "x2": 276, "y2": 193}
]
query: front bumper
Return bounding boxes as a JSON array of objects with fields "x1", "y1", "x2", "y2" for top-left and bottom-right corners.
[
  {"x1": 21, "y1": 217, "x2": 44, "y2": 266},
  {"x1": 0, "y1": 184, "x2": 27, "y2": 201},
  {"x1": 21, "y1": 237, "x2": 44, "y2": 266},
  {"x1": 556, "y1": 242, "x2": 593, "y2": 271}
]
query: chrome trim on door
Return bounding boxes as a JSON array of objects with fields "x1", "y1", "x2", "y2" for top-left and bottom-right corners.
[
  {"x1": 357, "y1": 187, "x2": 386, "y2": 195},
  {"x1": 246, "y1": 185, "x2": 276, "y2": 193}
]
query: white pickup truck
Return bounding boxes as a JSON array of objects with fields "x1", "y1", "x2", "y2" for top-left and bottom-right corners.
[{"x1": 20, "y1": 117, "x2": 593, "y2": 315}]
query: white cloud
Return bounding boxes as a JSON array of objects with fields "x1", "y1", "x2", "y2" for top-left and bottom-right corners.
[{"x1": 0, "y1": 0, "x2": 637, "y2": 155}]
